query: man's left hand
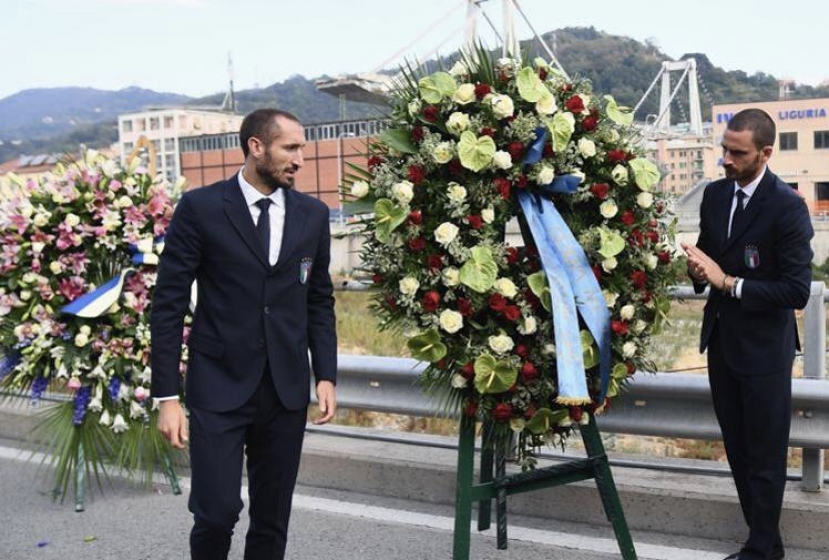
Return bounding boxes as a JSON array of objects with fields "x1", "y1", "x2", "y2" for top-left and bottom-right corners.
[{"x1": 313, "y1": 380, "x2": 337, "y2": 425}]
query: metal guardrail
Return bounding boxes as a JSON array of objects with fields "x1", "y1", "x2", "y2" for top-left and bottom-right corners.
[{"x1": 331, "y1": 282, "x2": 829, "y2": 491}]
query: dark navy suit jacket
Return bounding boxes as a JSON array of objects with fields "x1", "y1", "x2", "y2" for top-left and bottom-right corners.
[
  {"x1": 150, "y1": 176, "x2": 337, "y2": 412},
  {"x1": 693, "y1": 169, "x2": 813, "y2": 375}
]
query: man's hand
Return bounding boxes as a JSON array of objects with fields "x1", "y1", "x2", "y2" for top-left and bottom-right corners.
[
  {"x1": 313, "y1": 380, "x2": 337, "y2": 425},
  {"x1": 681, "y1": 242, "x2": 724, "y2": 286},
  {"x1": 156, "y1": 399, "x2": 188, "y2": 449}
]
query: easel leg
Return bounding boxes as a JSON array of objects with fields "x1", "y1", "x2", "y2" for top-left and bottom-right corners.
[
  {"x1": 453, "y1": 415, "x2": 476, "y2": 560},
  {"x1": 495, "y1": 447, "x2": 508, "y2": 550},
  {"x1": 477, "y1": 422, "x2": 493, "y2": 531},
  {"x1": 74, "y1": 444, "x2": 85, "y2": 513},
  {"x1": 580, "y1": 415, "x2": 637, "y2": 559}
]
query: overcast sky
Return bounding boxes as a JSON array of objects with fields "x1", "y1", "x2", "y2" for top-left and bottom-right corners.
[{"x1": 2, "y1": 0, "x2": 827, "y2": 101}]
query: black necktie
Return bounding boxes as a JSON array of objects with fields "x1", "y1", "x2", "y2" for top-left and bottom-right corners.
[
  {"x1": 729, "y1": 190, "x2": 746, "y2": 239},
  {"x1": 255, "y1": 198, "x2": 271, "y2": 258}
]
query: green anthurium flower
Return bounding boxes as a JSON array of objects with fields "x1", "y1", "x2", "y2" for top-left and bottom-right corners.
[
  {"x1": 374, "y1": 198, "x2": 408, "y2": 244},
  {"x1": 459, "y1": 246, "x2": 498, "y2": 293},
  {"x1": 525, "y1": 408, "x2": 569, "y2": 434},
  {"x1": 457, "y1": 130, "x2": 496, "y2": 172},
  {"x1": 418, "y1": 72, "x2": 457, "y2": 104},
  {"x1": 597, "y1": 227, "x2": 626, "y2": 258},
  {"x1": 604, "y1": 95, "x2": 634, "y2": 126},
  {"x1": 527, "y1": 271, "x2": 552, "y2": 312},
  {"x1": 629, "y1": 158, "x2": 661, "y2": 191},
  {"x1": 547, "y1": 112, "x2": 575, "y2": 153},
  {"x1": 379, "y1": 128, "x2": 417, "y2": 154},
  {"x1": 612, "y1": 362, "x2": 629, "y2": 380},
  {"x1": 407, "y1": 329, "x2": 447, "y2": 363},
  {"x1": 516, "y1": 67, "x2": 546, "y2": 103},
  {"x1": 580, "y1": 329, "x2": 599, "y2": 369},
  {"x1": 473, "y1": 353, "x2": 518, "y2": 394}
]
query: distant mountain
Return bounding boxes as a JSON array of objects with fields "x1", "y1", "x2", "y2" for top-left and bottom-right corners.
[{"x1": 3, "y1": 26, "x2": 829, "y2": 164}]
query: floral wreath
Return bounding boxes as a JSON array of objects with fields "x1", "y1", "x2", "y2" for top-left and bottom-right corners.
[
  {"x1": 345, "y1": 52, "x2": 676, "y2": 467},
  {"x1": 0, "y1": 150, "x2": 182, "y2": 492}
]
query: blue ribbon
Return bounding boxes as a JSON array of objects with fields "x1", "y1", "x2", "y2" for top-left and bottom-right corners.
[
  {"x1": 61, "y1": 237, "x2": 164, "y2": 318},
  {"x1": 518, "y1": 129, "x2": 611, "y2": 404}
]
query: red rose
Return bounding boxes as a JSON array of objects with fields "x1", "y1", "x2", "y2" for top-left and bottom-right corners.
[
  {"x1": 494, "y1": 177, "x2": 511, "y2": 200},
  {"x1": 411, "y1": 125, "x2": 424, "y2": 143},
  {"x1": 407, "y1": 210, "x2": 422, "y2": 225},
  {"x1": 620, "y1": 211, "x2": 635, "y2": 226},
  {"x1": 524, "y1": 404, "x2": 537, "y2": 419},
  {"x1": 372, "y1": 273, "x2": 384, "y2": 284},
  {"x1": 611, "y1": 320, "x2": 629, "y2": 336},
  {"x1": 502, "y1": 305, "x2": 521, "y2": 322},
  {"x1": 657, "y1": 251, "x2": 671, "y2": 264},
  {"x1": 422, "y1": 105, "x2": 439, "y2": 122},
  {"x1": 514, "y1": 343, "x2": 529, "y2": 358},
  {"x1": 463, "y1": 400, "x2": 478, "y2": 418},
  {"x1": 631, "y1": 270, "x2": 648, "y2": 289},
  {"x1": 538, "y1": 67, "x2": 548, "y2": 80},
  {"x1": 568, "y1": 406, "x2": 583, "y2": 423},
  {"x1": 408, "y1": 237, "x2": 426, "y2": 252},
  {"x1": 591, "y1": 265, "x2": 603, "y2": 282},
  {"x1": 448, "y1": 159, "x2": 464, "y2": 177},
  {"x1": 514, "y1": 174, "x2": 528, "y2": 189},
  {"x1": 367, "y1": 155, "x2": 385, "y2": 170},
  {"x1": 506, "y1": 247, "x2": 519, "y2": 264},
  {"x1": 488, "y1": 293, "x2": 507, "y2": 312},
  {"x1": 506, "y1": 141, "x2": 525, "y2": 161},
  {"x1": 565, "y1": 95, "x2": 585, "y2": 113},
  {"x1": 625, "y1": 362, "x2": 636, "y2": 375},
  {"x1": 422, "y1": 290, "x2": 440, "y2": 312},
  {"x1": 581, "y1": 115, "x2": 598, "y2": 131},
  {"x1": 492, "y1": 402, "x2": 513, "y2": 422},
  {"x1": 385, "y1": 293, "x2": 397, "y2": 310},
  {"x1": 646, "y1": 230, "x2": 659, "y2": 243},
  {"x1": 607, "y1": 149, "x2": 628, "y2": 163},
  {"x1": 408, "y1": 164, "x2": 425, "y2": 184},
  {"x1": 467, "y1": 215, "x2": 484, "y2": 229},
  {"x1": 460, "y1": 361, "x2": 476, "y2": 380},
  {"x1": 457, "y1": 298, "x2": 474, "y2": 317},
  {"x1": 479, "y1": 127, "x2": 495, "y2": 137},
  {"x1": 474, "y1": 83, "x2": 492, "y2": 99},
  {"x1": 590, "y1": 182, "x2": 609, "y2": 200},
  {"x1": 427, "y1": 254, "x2": 443, "y2": 271},
  {"x1": 628, "y1": 229, "x2": 644, "y2": 247},
  {"x1": 520, "y1": 361, "x2": 538, "y2": 383},
  {"x1": 542, "y1": 143, "x2": 554, "y2": 158}
]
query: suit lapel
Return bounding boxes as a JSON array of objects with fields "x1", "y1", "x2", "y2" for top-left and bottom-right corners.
[
  {"x1": 222, "y1": 178, "x2": 270, "y2": 267},
  {"x1": 723, "y1": 171, "x2": 774, "y2": 251},
  {"x1": 275, "y1": 189, "x2": 308, "y2": 270}
]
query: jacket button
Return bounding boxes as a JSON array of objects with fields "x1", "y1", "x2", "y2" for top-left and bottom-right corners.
[{"x1": 263, "y1": 306, "x2": 270, "y2": 314}]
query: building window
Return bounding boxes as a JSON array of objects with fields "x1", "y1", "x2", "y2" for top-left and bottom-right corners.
[
  {"x1": 815, "y1": 131, "x2": 829, "y2": 149},
  {"x1": 150, "y1": 117, "x2": 160, "y2": 130},
  {"x1": 164, "y1": 116, "x2": 174, "y2": 129},
  {"x1": 122, "y1": 120, "x2": 133, "y2": 133},
  {"x1": 164, "y1": 138, "x2": 176, "y2": 152},
  {"x1": 779, "y1": 132, "x2": 798, "y2": 151}
]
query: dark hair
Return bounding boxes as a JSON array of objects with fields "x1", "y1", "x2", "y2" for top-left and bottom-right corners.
[
  {"x1": 726, "y1": 108, "x2": 776, "y2": 150},
  {"x1": 239, "y1": 109, "x2": 301, "y2": 158}
]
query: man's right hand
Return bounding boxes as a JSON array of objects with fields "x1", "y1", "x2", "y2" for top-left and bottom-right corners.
[{"x1": 157, "y1": 399, "x2": 189, "y2": 449}]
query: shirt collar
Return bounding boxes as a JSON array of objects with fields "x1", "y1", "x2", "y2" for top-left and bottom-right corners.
[
  {"x1": 734, "y1": 165, "x2": 766, "y2": 199},
  {"x1": 237, "y1": 168, "x2": 285, "y2": 208}
]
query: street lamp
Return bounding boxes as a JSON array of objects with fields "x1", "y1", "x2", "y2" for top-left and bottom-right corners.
[{"x1": 336, "y1": 131, "x2": 356, "y2": 225}]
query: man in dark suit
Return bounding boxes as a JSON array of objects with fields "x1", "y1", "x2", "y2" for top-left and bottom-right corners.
[
  {"x1": 150, "y1": 108, "x2": 337, "y2": 560},
  {"x1": 682, "y1": 108, "x2": 813, "y2": 560}
]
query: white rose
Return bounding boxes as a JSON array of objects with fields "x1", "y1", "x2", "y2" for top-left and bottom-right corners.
[
  {"x1": 646, "y1": 254, "x2": 659, "y2": 270},
  {"x1": 622, "y1": 341, "x2": 637, "y2": 358},
  {"x1": 612, "y1": 164, "x2": 629, "y2": 186},
  {"x1": 64, "y1": 213, "x2": 81, "y2": 227},
  {"x1": 494, "y1": 278, "x2": 518, "y2": 298},
  {"x1": 434, "y1": 222, "x2": 459, "y2": 246},
  {"x1": 518, "y1": 315, "x2": 538, "y2": 335},
  {"x1": 449, "y1": 60, "x2": 469, "y2": 77},
  {"x1": 432, "y1": 142, "x2": 454, "y2": 164},
  {"x1": 535, "y1": 92, "x2": 558, "y2": 115},
  {"x1": 636, "y1": 191, "x2": 654, "y2": 208},
  {"x1": 620, "y1": 304, "x2": 635, "y2": 321},
  {"x1": 452, "y1": 83, "x2": 476, "y2": 105},
  {"x1": 600, "y1": 200, "x2": 618, "y2": 219},
  {"x1": 601, "y1": 257, "x2": 618, "y2": 272},
  {"x1": 481, "y1": 207, "x2": 495, "y2": 224},
  {"x1": 392, "y1": 181, "x2": 414, "y2": 204},
  {"x1": 441, "y1": 267, "x2": 460, "y2": 287},
  {"x1": 537, "y1": 165, "x2": 555, "y2": 185},
  {"x1": 117, "y1": 195, "x2": 133, "y2": 208},
  {"x1": 33, "y1": 213, "x2": 50, "y2": 227},
  {"x1": 399, "y1": 276, "x2": 420, "y2": 296},
  {"x1": 603, "y1": 290, "x2": 619, "y2": 308},
  {"x1": 632, "y1": 320, "x2": 648, "y2": 334},
  {"x1": 74, "y1": 332, "x2": 90, "y2": 347},
  {"x1": 80, "y1": 325, "x2": 91, "y2": 335},
  {"x1": 488, "y1": 334, "x2": 515, "y2": 354},
  {"x1": 578, "y1": 138, "x2": 596, "y2": 158},
  {"x1": 407, "y1": 98, "x2": 422, "y2": 117},
  {"x1": 446, "y1": 182, "x2": 467, "y2": 204},
  {"x1": 21, "y1": 272, "x2": 36, "y2": 284},
  {"x1": 492, "y1": 151, "x2": 512, "y2": 170},
  {"x1": 439, "y1": 309, "x2": 464, "y2": 334},
  {"x1": 350, "y1": 180, "x2": 369, "y2": 199},
  {"x1": 446, "y1": 112, "x2": 470, "y2": 135},
  {"x1": 451, "y1": 373, "x2": 468, "y2": 388},
  {"x1": 19, "y1": 290, "x2": 31, "y2": 301},
  {"x1": 490, "y1": 94, "x2": 515, "y2": 119}
]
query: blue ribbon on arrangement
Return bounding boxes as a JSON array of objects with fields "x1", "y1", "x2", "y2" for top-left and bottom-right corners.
[
  {"x1": 61, "y1": 237, "x2": 164, "y2": 318},
  {"x1": 518, "y1": 128, "x2": 611, "y2": 404}
]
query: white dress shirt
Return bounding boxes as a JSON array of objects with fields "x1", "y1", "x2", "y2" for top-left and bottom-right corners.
[{"x1": 238, "y1": 169, "x2": 286, "y2": 266}]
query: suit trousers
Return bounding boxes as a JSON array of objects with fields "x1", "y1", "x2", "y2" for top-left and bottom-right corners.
[
  {"x1": 187, "y1": 371, "x2": 307, "y2": 560},
  {"x1": 707, "y1": 329, "x2": 790, "y2": 560}
]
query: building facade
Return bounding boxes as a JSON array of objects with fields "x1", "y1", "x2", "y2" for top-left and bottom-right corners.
[
  {"x1": 118, "y1": 109, "x2": 244, "y2": 183},
  {"x1": 712, "y1": 98, "x2": 829, "y2": 215}
]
